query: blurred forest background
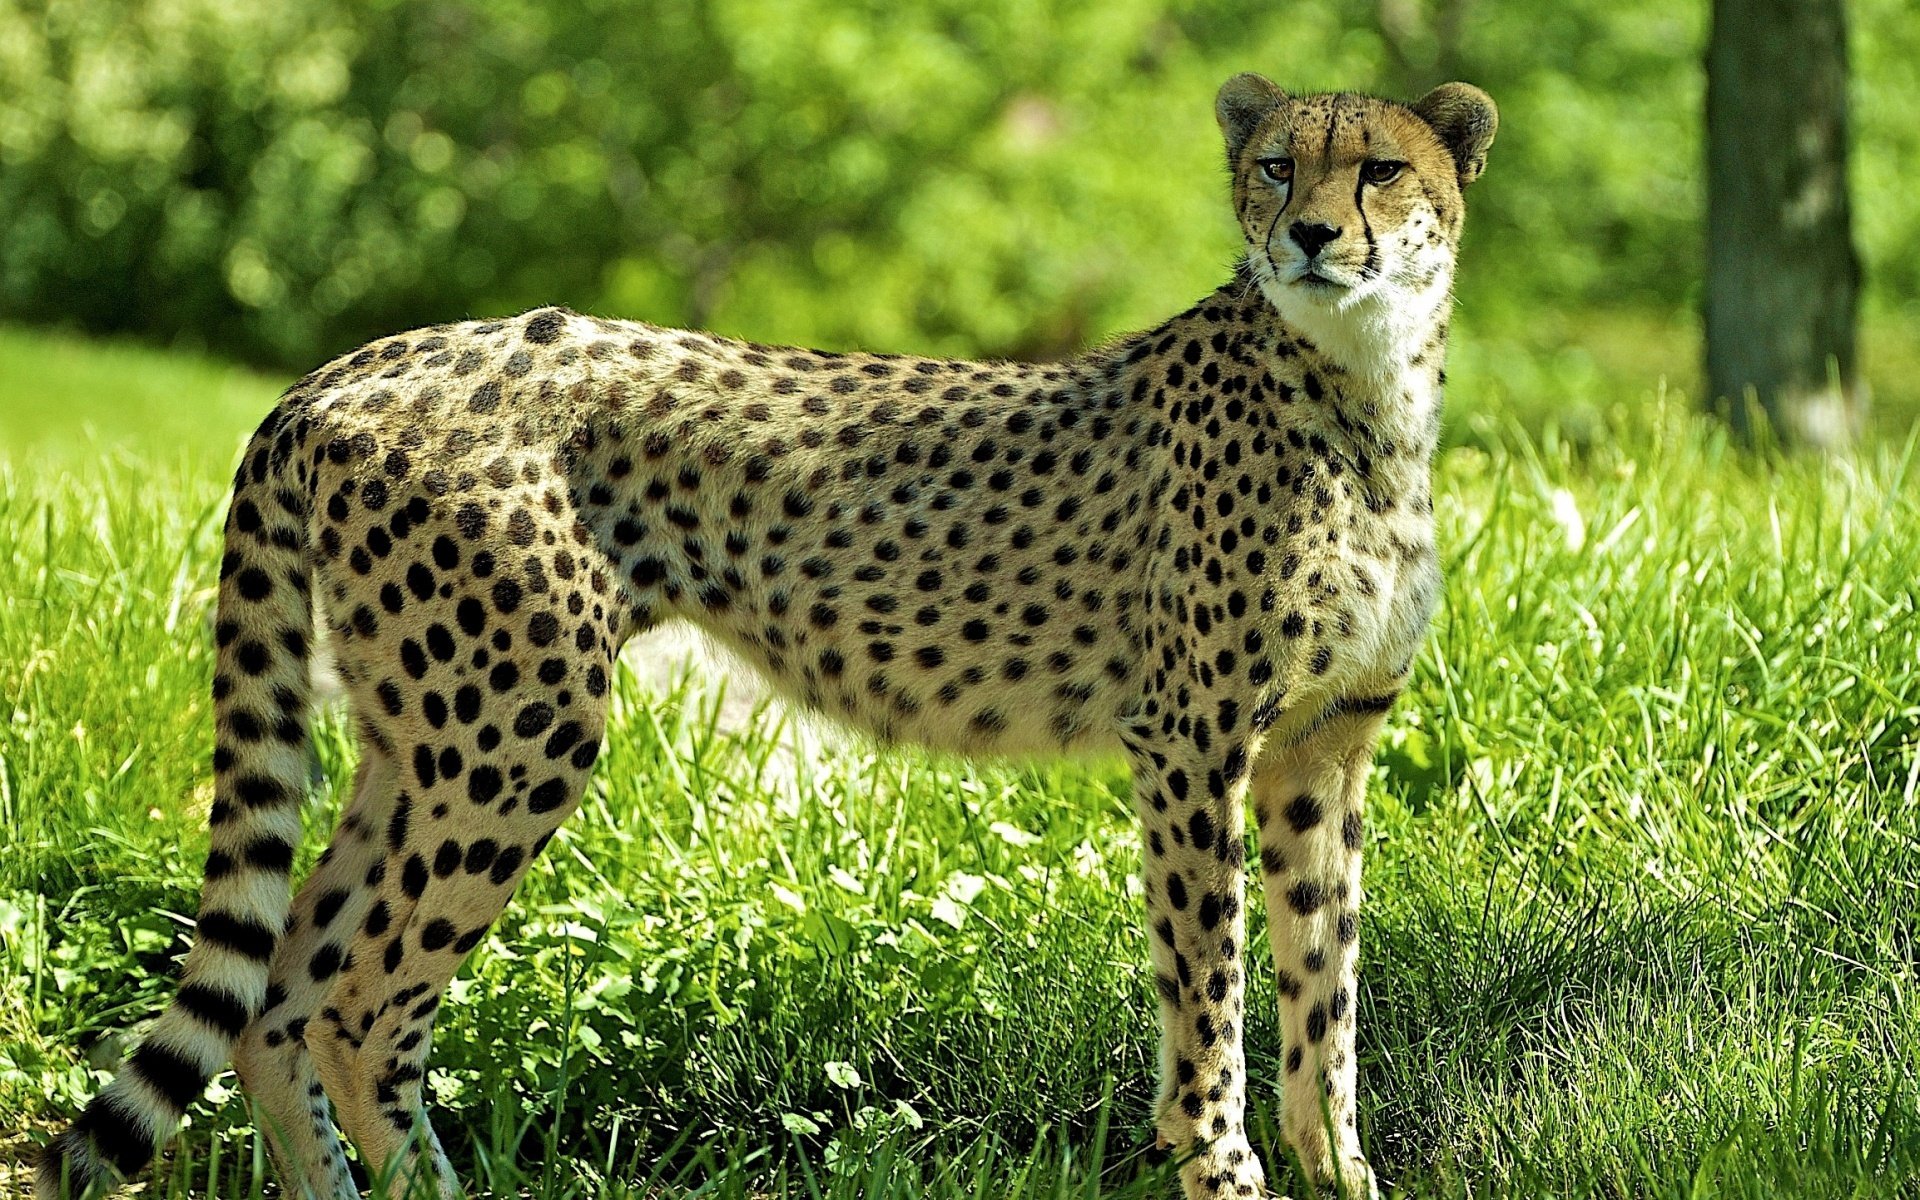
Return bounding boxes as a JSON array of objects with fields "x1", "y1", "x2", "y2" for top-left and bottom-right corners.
[{"x1": 2, "y1": 0, "x2": 1917, "y2": 432}]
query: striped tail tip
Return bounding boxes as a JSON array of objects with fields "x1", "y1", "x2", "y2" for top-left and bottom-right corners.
[{"x1": 35, "y1": 1106, "x2": 148, "y2": 1199}]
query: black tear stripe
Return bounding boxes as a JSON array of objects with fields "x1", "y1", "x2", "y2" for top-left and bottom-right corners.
[
  {"x1": 1354, "y1": 168, "x2": 1379, "y2": 280},
  {"x1": 1261, "y1": 209, "x2": 1288, "y2": 278}
]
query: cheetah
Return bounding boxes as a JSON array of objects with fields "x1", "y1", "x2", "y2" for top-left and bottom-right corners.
[{"x1": 38, "y1": 74, "x2": 1496, "y2": 1200}]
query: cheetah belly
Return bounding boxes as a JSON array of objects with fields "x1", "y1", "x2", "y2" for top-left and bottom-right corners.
[{"x1": 694, "y1": 610, "x2": 1139, "y2": 759}]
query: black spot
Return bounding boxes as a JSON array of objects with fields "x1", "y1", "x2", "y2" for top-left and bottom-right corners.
[
  {"x1": 235, "y1": 640, "x2": 270, "y2": 675},
  {"x1": 408, "y1": 563, "x2": 436, "y2": 601},
  {"x1": 1284, "y1": 794, "x2": 1323, "y2": 833},
  {"x1": 492, "y1": 578, "x2": 522, "y2": 614},
  {"x1": 464, "y1": 839, "x2": 498, "y2": 874},
  {"x1": 400, "y1": 639, "x2": 429, "y2": 679},
  {"x1": 489, "y1": 846, "x2": 525, "y2": 886},
  {"x1": 455, "y1": 503, "x2": 487, "y2": 539},
  {"x1": 544, "y1": 721, "x2": 582, "y2": 759},
  {"x1": 528, "y1": 612, "x2": 560, "y2": 645},
  {"x1": 631, "y1": 557, "x2": 665, "y2": 587},
  {"x1": 314, "y1": 888, "x2": 351, "y2": 928},
  {"x1": 307, "y1": 943, "x2": 343, "y2": 982},
  {"x1": 514, "y1": 702, "x2": 555, "y2": 738},
  {"x1": 402, "y1": 854, "x2": 429, "y2": 899},
  {"x1": 456, "y1": 598, "x2": 487, "y2": 636},
  {"x1": 1199, "y1": 893, "x2": 1223, "y2": 930},
  {"x1": 1287, "y1": 880, "x2": 1327, "y2": 916},
  {"x1": 1188, "y1": 809, "x2": 1215, "y2": 850},
  {"x1": 413, "y1": 744, "x2": 438, "y2": 788},
  {"x1": 528, "y1": 778, "x2": 569, "y2": 813},
  {"x1": 468, "y1": 765, "x2": 503, "y2": 804}
]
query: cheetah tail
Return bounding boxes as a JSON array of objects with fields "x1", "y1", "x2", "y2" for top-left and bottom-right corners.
[{"x1": 39, "y1": 402, "x2": 318, "y2": 1197}]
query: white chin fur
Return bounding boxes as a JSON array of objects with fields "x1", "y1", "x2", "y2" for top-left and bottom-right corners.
[{"x1": 1253, "y1": 261, "x2": 1451, "y2": 384}]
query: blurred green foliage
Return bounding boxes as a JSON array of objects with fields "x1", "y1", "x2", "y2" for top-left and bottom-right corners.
[{"x1": 1, "y1": 0, "x2": 1916, "y2": 369}]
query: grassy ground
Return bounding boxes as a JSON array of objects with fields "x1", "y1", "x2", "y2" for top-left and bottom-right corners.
[{"x1": 2, "y1": 320, "x2": 1919, "y2": 1198}]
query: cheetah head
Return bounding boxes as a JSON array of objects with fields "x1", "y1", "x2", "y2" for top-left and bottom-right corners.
[{"x1": 1216, "y1": 75, "x2": 1497, "y2": 376}]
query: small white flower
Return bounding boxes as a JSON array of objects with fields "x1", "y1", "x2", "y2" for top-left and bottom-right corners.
[
  {"x1": 827, "y1": 865, "x2": 864, "y2": 894},
  {"x1": 989, "y1": 820, "x2": 1040, "y2": 846},
  {"x1": 1550, "y1": 488, "x2": 1586, "y2": 551},
  {"x1": 944, "y1": 871, "x2": 986, "y2": 905},
  {"x1": 771, "y1": 882, "x2": 806, "y2": 914}
]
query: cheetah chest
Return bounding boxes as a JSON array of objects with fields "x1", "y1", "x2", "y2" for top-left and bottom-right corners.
[{"x1": 1293, "y1": 513, "x2": 1439, "y2": 696}]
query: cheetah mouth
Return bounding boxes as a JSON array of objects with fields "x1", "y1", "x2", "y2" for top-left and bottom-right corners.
[{"x1": 1294, "y1": 269, "x2": 1349, "y2": 290}]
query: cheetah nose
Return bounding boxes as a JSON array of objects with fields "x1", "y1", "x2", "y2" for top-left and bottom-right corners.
[{"x1": 1288, "y1": 221, "x2": 1341, "y2": 258}]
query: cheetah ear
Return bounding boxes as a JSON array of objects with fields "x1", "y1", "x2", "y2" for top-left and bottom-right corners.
[
  {"x1": 1216, "y1": 73, "x2": 1288, "y2": 168},
  {"x1": 1413, "y1": 82, "x2": 1498, "y2": 186}
]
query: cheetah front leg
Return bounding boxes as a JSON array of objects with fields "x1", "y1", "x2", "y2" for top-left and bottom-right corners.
[
  {"x1": 1250, "y1": 703, "x2": 1391, "y2": 1199},
  {"x1": 1128, "y1": 730, "x2": 1269, "y2": 1199}
]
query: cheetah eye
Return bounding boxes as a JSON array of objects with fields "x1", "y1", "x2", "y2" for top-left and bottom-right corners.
[
  {"x1": 1361, "y1": 160, "x2": 1405, "y2": 185},
  {"x1": 1257, "y1": 157, "x2": 1293, "y2": 185}
]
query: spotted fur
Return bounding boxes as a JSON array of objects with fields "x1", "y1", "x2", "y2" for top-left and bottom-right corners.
[{"x1": 39, "y1": 76, "x2": 1495, "y2": 1200}]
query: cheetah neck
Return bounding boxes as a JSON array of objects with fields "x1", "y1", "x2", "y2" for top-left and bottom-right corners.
[{"x1": 1206, "y1": 273, "x2": 1450, "y2": 465}]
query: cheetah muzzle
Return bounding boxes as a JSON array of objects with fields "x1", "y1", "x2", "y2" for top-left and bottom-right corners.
[{"x1": 39, "y1": 75, "x2": 1496, "y2": 1200}]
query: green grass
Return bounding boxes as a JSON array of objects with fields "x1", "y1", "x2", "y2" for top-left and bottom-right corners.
[{"x1": 2, "y1": 323, "x2": 1919, "y2": 1198}]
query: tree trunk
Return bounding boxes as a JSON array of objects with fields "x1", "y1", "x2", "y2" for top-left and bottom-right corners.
[{"x1": 1705, "y1": 0, "x2": 1861, "y2": 448}]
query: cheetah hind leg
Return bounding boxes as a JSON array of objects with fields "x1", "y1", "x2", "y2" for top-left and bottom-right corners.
[
  {"x1": 309, "y1": 705, "x2": 611, "y2": 1197},
  {"x1": 232, "y1": 747, "x2": 404, "y2": 1200}
]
